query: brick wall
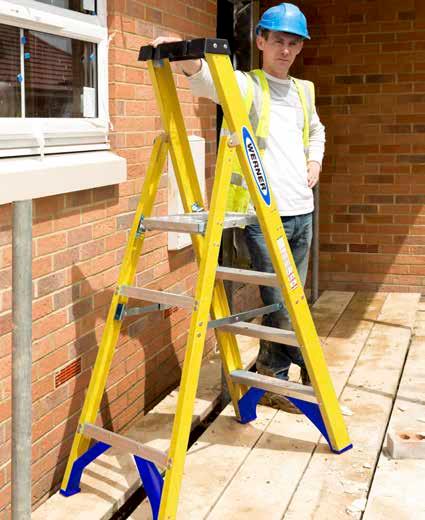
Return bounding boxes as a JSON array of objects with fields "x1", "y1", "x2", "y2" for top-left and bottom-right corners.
[
  {"x1": 0, "y1": 1, "x2": 216, "y2": 516},
  {"x1": 262, "y1": 0, "x2": 425, "y2": 292}
]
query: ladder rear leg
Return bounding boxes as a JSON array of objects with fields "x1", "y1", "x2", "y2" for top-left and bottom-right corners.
[{"x1": 61, "y1": 135, "x2": 168, "y2": 495}]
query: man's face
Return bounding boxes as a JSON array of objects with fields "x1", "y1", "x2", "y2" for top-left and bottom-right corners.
[{"x1": 256, "y1": 31, "x2": 304, "y2": 78}]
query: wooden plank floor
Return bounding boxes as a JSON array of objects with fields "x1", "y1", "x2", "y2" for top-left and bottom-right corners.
[
  {"x1": 131, "y1": 292, "x2": 421, "y2": 520},
  {"x1": 33, "y1": 291, "x2": 422, "y2": 520},
  {"x1": 363, "y1": 299, "x2": 425, "y2": 520}
]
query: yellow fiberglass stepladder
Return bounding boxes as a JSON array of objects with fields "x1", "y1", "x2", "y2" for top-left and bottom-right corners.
[{"x1": 60, "y1": 39, "x2": 352, "y2": 519}]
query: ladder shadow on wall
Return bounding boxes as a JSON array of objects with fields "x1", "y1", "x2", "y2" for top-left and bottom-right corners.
[{"x1": 51, "y1": 264, "x2": 116, "y2": 496}]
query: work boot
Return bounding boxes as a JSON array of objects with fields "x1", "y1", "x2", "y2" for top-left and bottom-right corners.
[
  {"x1": 300, "y1": 366, "x2": 311, "y2": 386},
  {"x1": 259, "y1": 392, "x2": 302, "y2": 414},
  {"x1": 256, "y1": 363, "x2": 301, "y2": 414}
]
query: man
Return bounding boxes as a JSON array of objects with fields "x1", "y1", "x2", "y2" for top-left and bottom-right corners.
[{"x1": 152, "y1": 3, "x2": 325, "y2": 413}]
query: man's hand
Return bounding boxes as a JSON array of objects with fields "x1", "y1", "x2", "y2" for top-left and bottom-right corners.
[
  {"x1": 150, "y1": 36, "x2": 202, "y2": 76},
  {"x1": 307, "y1": 161, "x2": 321, "y2": 188},
  {"x1": 151, "y1": 36, "x2": 182, "y2": 47}
]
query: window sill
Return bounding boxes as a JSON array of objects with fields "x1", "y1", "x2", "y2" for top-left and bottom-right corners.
[{"x1": 0, "y1": 150, "x2": 127, "y2": 205}]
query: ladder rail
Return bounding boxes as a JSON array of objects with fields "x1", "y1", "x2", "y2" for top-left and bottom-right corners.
[
  {"x1": 206, "y1": 52, "x2": 351, "y2": 454},
  {"x1": 61, "y1": 135, "x2": 169, "y2": 493},
  {"x1": 158, "y1": 134, "x2": 236, "y2": 519}
]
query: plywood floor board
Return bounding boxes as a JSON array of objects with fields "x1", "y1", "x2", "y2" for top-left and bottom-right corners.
[
  {"x1": 363, "y1": 333, "x2": 425, "y2": 520},
  {"x1": 283, "y1": 293, "x2": 417, "y2": 520}
]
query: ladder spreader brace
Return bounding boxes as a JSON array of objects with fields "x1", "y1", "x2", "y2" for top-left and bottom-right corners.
[{"x1": 60, "y1": 38, "x2": 352, "y2": 519}]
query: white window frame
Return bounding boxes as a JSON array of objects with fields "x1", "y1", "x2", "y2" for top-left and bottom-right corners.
[{"x1": 0, "y1": 0, "x2": 110, "y2": 158}]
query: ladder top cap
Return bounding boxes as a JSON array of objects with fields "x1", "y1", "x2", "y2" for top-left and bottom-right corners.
[{"x1": 138, "y1": 38, "x2": 231, "y2": 62}]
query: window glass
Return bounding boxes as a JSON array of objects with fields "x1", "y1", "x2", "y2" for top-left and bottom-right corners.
[
  {"x1": 24, "y1": 30, "x2": 97, "y2": 118},
  {"x1": 0, "y1": 24, "x2": 21, "y2": 117},
  {"x1": 34, "y1": 0, "x2": 96, "y2": 14}
]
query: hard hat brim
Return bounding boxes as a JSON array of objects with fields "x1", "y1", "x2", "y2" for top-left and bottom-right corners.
[{"x1": 256, "y1": 24, "x2": 311, "y2": 40}]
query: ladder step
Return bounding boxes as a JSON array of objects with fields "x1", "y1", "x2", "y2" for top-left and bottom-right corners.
[
  {"x1": 216, "y1": 266, "x2": 278, "y2": 287},
  {"x1": 142, "y1": 212, "x2": 258, "y2": 234},
  {"x1": 230, "y1": 370, "x2": 317, "y2": 403},
  {"x1": 78, "y1": 423, "x2": 170, "y2": 468},
  {"x1": 119, "y1": 286, "x2": 194, "y2": 309},
  {"x1": 217, "y1": 321, "x2": 300, "y2": 347},
  {"x1": 207, "y1": 303, "x2": 281, "y2": 329}
]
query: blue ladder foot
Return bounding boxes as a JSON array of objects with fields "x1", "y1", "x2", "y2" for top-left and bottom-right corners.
[
  {"x1": 60, "y1": 441, "x2": 110, "y2": 497},
  {"x1": 134, "y1": 456, "x2": 164, "y2": 520},
  {"x1": 237, "y1": 387, "x2": 266, "y2": 424},
  {"x1": 236, "y1": 389, "x2": 353, "y2": 455},
  {"x1": 287, "y1": 397, "x2": 353, "y2": 454}
]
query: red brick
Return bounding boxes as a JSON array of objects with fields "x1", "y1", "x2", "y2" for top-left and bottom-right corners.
[
  {"x1": 33, "y1": 218, "x2": 54, "y2": 238},
  {"x1": 32, "y1": 310, "x2": 68, "y2": 342},
  {"x1": 0, "y1": 484, "x2": 10, "y2": 512},
  {"x1": 0, "y1": 247, "x2": 11, "y2": 270},
  {"x1": 65, "y1": 189, "x2": 93, "y2": 209},
  {"x1": 92, "y1": 218, "x2": 116, "y2": 238},
  {"x1": 0, "y1": 269, "x2": 10, "y2": 290},
  {"x1": 0, "y1": 314, "x2": 12, "y2": 336},
  {"x1": 34, "y1": 195, "x2": 64, "y2": 218},
  {"x1": 36, "y1": 272, "x2": 66, "y2": 298},
  {"x1": 33, "y1": 297, "x2": 53, "y2": 321},
  {"x1": 36, "y1": 232, "x2": 66, "y2": 256},
  {"x1": 67, "y1": 226, "x2": 93, "y2": 247},
  {"x1": 53, "y1": 210, "x2": 81, "y2": 232},
  {"x1": 0, "y1": 229, "x2": 11, "y2": 248},
  {"x1": 32, "y1": 256, "x2": 53, "y2": 279},
  {"x1": 53, "y1": 247, "x2": 80, "y2": 270},
  {"x1": 80, "y1": 240, "x2": 105, "y2": 261}
]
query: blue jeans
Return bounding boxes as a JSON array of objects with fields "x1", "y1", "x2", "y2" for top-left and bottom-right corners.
[{"x1": 244, "y1": 213, "x2": 313, "y2": 380}]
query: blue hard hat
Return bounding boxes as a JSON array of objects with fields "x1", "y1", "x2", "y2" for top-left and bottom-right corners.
[{"x1": 256, "y1": 3, "x2": 310, "y2": 40}]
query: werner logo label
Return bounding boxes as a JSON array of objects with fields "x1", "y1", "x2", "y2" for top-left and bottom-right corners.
[{"x1": 242, "y1": 126, "x2": 271, "y2": 206}]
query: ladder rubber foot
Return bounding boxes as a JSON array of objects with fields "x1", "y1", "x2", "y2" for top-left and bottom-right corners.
[
  {"x1": 237, "y1": 390, "x2": 354, "y2": 455},
  {"x1": 237, "y1": 387, "x2": 266, "y2": 424},
  {"x1": 134, "y1": 456, "x2": 164, "y2": 520},
  {"x1": 61, "y1": 441, "x2": 165, "y2": 520},
  {"x1": 287, "y1": 397, "x2": 354, "y2": 453},
  {"x1": 60, "y1": 441, "x2": 111, "y2": 499},
  {"x1": 59, "y1": 487, "x2": 80, "y2": 497},
  {"x1": 331, "y1": 443, "x2": 353, "y2": 455}
]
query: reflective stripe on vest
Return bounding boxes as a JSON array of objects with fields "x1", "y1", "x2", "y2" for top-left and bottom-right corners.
[
  {"x1": 225, "y1": 70, "x2": 315, "y2": 213},
  {"x1": 292, "y1": 76, "x2": 315, "y2": 152}
]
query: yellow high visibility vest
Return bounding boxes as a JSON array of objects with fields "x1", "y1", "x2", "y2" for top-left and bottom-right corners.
[{"x1": 224, "y1": 69, "x2": 315, "y2": 213}]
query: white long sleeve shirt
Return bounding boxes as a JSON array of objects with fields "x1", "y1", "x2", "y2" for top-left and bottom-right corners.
[{"x1": 188, "y1": 60, "x2": 326, "y2": 216}]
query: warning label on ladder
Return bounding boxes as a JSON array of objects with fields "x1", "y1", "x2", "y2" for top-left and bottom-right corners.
[{"x1": 277, "y1": 237, "x2": 298, "y2": 290}]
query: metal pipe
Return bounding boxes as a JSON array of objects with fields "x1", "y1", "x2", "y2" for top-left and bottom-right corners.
[
  {"x1": 311, "y1": 184, "x2": 320, "y2": 304},
  {"x1": 12, "y1": 200, "x2": 32, "y2": 520}
]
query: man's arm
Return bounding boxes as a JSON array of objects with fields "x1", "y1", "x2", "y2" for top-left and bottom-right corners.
[
  {"x1": 150, "y1": 36, "x2": 249, "y2": 104},
  {"x1": 307, "y1": 107, "x2": 325, "y2": 188},
  {"x1": 151, "y1": 36, "x2": 201, "y2": 75}
]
